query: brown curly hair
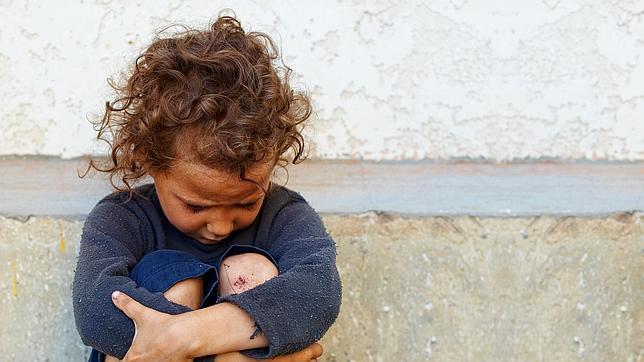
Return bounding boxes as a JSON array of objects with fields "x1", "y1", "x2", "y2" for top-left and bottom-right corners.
[{"x1": 84, "y1": 15, "x2": 311, "y2": 196}]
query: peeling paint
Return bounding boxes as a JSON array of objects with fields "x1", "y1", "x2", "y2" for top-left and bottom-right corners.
[{"x1": 0, "y1": 1, "x2": 642, "y2": 161}]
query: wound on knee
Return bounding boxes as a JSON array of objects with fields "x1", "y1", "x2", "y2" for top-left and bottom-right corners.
[
  {"x1": 234, "y1": 276, "x2": 248, "y2": 288},
  {"x1": 219, "y1": 254, "x2": 277, "y2": 296},
  {"x1": 222, "y1": 263, "x2": 254, "y2": 294}
]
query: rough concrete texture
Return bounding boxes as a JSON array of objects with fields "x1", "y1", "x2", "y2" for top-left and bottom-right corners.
[
  {"x1": 0, "y1": 217, "x2": 87, "y2": 360},
  {"x1": 322, "y1": 212, "x2": 643, "y2": 361},
  {"x1": 1, "y1": 213, "x2": 641, "y2": 361},
  {"x1": 1, "y1": 0, "x2": 643, "y2": 161}
]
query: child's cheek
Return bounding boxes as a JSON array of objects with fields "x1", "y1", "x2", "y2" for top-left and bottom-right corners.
[
  {"x1": 238, "y1": 213, "x2": 263, "y2": 233},
  {"x1": 167, "y1": 208, "x2": 203, "y2": 234}
]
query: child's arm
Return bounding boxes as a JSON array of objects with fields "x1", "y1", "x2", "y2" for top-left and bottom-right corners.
[
  {"x1": 197, "y1": 198, "x2": 342, "y2": 358},
  {"x1": 72, "y1": 199, "x2": 193, "y2": 359},
  {"x1": 106, "y1": 197, "x2": 340, "y2": 360}
]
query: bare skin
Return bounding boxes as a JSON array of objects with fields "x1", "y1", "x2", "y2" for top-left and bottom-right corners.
[
  {"x1": 218, "y1": 253, "x2": 279, "y2": 296},
  {"x1": 214, "y1": 253, "x2": 321, "y2": 362},
  {"x1": 106, "y1": 161, "x2": 323, "y2": 361},
  {"x1": 107, "y1": 253, "x2": 322, "y2": 361},
  {"x1": 105, "y1": 278, "x2": 204, "y2": 362}
]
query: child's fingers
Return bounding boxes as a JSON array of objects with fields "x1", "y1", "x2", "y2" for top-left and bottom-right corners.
[
  {"x1": 308, "y1": 342, "x2": 323, "y2": 359},
  {"x1": 266, "y1": 342, "x2": 323, "y2": 362},
  {"x1": 111, "y1": 291, "x2": 144, "y2": 321}
]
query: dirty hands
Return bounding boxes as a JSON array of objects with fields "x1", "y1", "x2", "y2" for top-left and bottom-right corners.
[{"x1": 111, "y1": 291, "x2": 194, "y2": 362}]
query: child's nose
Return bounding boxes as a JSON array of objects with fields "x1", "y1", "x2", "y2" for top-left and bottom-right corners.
[{"x1": 206, "y1": 221, "x2": 233, "y2": 238}]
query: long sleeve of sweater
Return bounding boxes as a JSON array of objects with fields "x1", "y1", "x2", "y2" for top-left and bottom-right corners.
[
  {"x1": 72, "y1": 185, "x2": 342, "y2": 359},
  {"x1": 72, "y1": 200, "x2": 191, "y2": 359},
  {"x1": 218, "y1": 199, "x2": 343, "y2": 358}
]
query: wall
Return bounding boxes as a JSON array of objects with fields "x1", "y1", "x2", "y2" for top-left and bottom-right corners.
[
  {"x1": 1, "y1": 1, "x2": 642, "y2": 360},
  {"x1": 1, "y1": 0, "x2": 642, "y2": 161},
  {"x1": 1, "y1": 213, "x2": 642, "y2": 361}
]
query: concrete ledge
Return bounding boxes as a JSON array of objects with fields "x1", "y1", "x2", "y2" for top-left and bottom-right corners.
[
  {"x1": 0, "y1": 158, "x2": 642, "y2": 217},
  {"x1": 1, "y1": 213, "x2": 641, "y2": 360},
  {"x1": 1, "y1": 159, "x2": 642, "y2": 360}
]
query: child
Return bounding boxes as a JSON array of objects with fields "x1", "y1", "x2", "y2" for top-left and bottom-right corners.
[{"x1": 72, "y1": 15, "x2": 342, "y2": 361}]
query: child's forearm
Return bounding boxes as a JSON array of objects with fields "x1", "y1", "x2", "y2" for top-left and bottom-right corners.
[{"x1": 178, "y1": 302, "x2": 269, "y2": 357}]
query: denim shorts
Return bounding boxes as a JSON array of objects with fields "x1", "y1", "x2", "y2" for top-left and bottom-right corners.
[{"x1": 89, "y1": 244, "x2": 276, "y2": 362}]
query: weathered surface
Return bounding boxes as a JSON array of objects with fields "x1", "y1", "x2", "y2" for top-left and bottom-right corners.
[
  {"x1": 1, "y1": 1, "x2": 643, "y2": 161},
  {"x1": 1, "y1": 213, "x2": 641, "y2": 361},
  {"x1": 2, "y1": 159, "x2": 643, "y2": 217},
  {"x1": 0, "y1": 217, "x2": 87, "y2": 360},
  {"x1": 322, "y1": 212, "x2": 643, "y2": 361}
]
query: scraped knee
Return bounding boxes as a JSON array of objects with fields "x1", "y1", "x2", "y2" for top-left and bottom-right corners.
[{"x1": 218, "y1": 253, "x2": 278, "y2": 296}]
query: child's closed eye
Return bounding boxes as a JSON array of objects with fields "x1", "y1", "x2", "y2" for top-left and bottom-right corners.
[
  {"x1": 186, "y1": 204, "x2": 207, "y2": 214},
  {"x1": 185, "y1": 201, "x2": 258, "y2": 214},
  {"x1": 239, "y1": 201, "x2": 258, "y2": 210}
]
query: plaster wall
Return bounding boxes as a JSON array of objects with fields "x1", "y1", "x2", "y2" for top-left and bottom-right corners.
[{"x1": 1, "y1": 0, "x2": 643, "y2": 161}]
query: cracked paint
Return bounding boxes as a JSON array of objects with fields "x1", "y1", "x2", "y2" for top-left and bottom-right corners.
[{"x1": 0, "y1": 1, "x2": 642, "y2": 161}]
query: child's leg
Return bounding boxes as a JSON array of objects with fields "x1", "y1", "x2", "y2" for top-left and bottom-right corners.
[
  {"x1": 104, "y1": 277, "x2": 205, "y2": 362},
  {"x1": 162, "y1": 276, "x2": 204, "y2": 310},
  {"x1": 105, "y1": 250, "x2": 276, "y2": 362},
  {"x1": 102, "y1": 249, "x2": 215, "y2": 362},
  {"x1": 214, "y1": 253, "x2": 324, "y2": 362},
  {"x1": 218, "y1": 252, "x2": 278, "y2": 296}
]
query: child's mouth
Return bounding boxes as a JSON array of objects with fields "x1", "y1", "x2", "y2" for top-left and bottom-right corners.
[{"x1": 201, "y1": 235, "x2": 227, "y2": 243}]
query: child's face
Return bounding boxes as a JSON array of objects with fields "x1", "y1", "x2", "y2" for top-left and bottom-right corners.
[{"x1": 151, "y1": 161, "x2": 274, "y2": 244}]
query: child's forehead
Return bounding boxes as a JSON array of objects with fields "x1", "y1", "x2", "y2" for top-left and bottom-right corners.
[
  {"x1": 165, "y1": 161, "x2": 272, "y2": 198},
  {"x1": 171, "y1": 160, "x2": 272, "y2": 181}
]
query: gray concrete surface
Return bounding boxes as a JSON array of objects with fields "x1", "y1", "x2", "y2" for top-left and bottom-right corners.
[
  {"x1": 1, "y1": 212, "x2": 642, "y2": 361},
  {"x1": 1, "y1": 158, "x2": 643, "y2": 217}
]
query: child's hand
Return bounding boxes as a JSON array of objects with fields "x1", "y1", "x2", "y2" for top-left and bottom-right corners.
[
  {"x1": 111, "y1": 291, "x2": 194, "y2": 361},
  {"x1": 215, "y1": 342, "x2": 323, "y2": 362}
]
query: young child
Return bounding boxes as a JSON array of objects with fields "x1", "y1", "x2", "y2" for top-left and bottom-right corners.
[{"x1": 72, "y1": 15, "x2": 342, "y2": 361}]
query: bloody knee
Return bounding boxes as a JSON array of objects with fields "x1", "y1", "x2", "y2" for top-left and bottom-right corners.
[{"x1": 218, "y1": 253, "x2": 278, "y2": 296}]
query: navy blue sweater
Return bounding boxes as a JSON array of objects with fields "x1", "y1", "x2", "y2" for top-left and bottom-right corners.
[{"x1": 72, "y1": 183, "x2": 342, "y2": 359}]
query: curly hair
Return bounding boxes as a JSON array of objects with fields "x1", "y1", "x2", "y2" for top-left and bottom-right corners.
[{"x1": 84, "y1": 15, "x2": 311, "y2": 196}]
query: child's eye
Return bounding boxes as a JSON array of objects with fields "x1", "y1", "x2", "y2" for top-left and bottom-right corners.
[
  {"x1": 186, "y1": 204, "x2": 206, "y2": 214},
  {"x1": 239, "y1": 201, "x2": 257, "y2": 210}
]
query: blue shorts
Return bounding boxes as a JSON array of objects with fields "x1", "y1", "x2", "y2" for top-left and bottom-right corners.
[{"x1": 89, "y1": 245, "x2": 276, "y2": 362}]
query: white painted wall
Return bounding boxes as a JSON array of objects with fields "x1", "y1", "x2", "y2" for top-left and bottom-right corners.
[{"x1": 1, "y1": 0, "x2": 642, "y2": 161}]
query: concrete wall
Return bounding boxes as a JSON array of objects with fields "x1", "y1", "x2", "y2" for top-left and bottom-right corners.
[
  {"x1": 1, "y1": 0, "x2": 643, "y2": 161},
  {"x1": 1, "y1": 1, "x2": 642, "y2": 360},
  {"x1": 1, "y1": 212, "x2": 641, "y2": 361}
]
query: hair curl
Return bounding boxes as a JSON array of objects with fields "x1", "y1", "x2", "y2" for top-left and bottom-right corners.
[{"x1": 84, "y1": 15, "x2": 311, "y2": 196}]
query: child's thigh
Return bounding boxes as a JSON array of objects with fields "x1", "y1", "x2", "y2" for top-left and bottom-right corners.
[
  {"x1": 163, "y1": 276, "x2": 203, "y2": 310},
  {"x1": 130, "y1": 249, "x2": 216, "y2": 308}
]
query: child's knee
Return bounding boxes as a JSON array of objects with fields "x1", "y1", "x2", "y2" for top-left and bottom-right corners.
[
  {"x1": 163, "y1": 277, "x2": 204, "y2": 310},
  {"x1": 218, "y1": 253, "x2": 278, "y2": 296}
]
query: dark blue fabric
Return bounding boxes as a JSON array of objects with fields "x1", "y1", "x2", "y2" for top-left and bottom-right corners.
[
  {"x1": 73, "y1": 183, "x2": 342, "y2": 359},
  {"x1": 89, "y1": 245, "x2": 278, "y2": 361},
  {"x1": 131, "y1": 249, "x2": 218, "y2": 302}
]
